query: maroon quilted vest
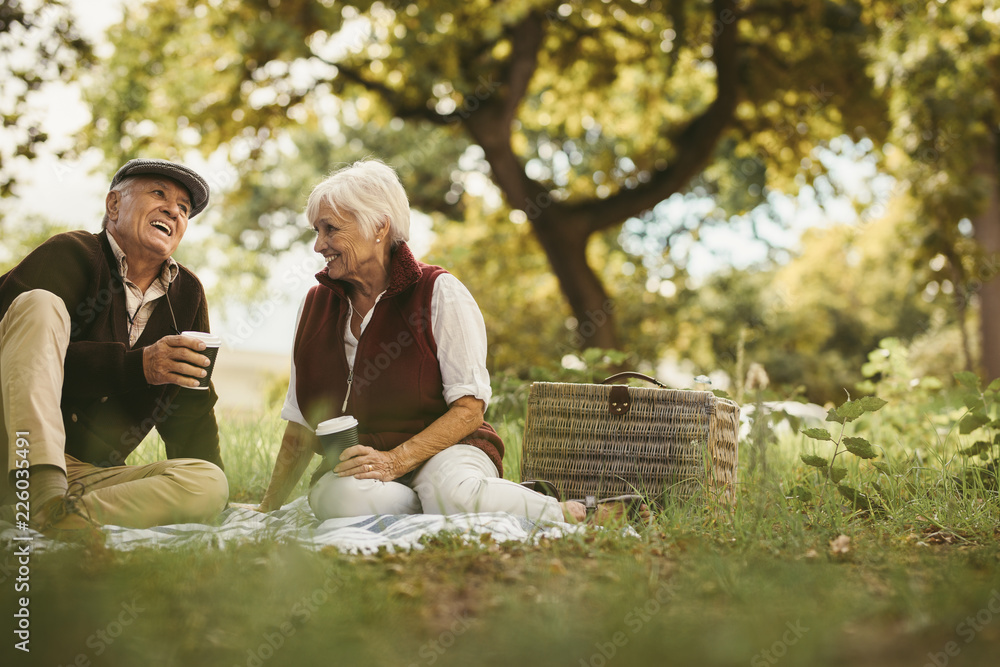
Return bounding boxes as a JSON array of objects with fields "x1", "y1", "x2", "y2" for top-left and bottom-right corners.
[{"x1": 292, "y1": 243, "x2": 504, "y2": 475}]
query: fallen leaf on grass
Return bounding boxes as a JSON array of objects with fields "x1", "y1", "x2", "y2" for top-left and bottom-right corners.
[
  {"x1": 829, "y1": 534, "x2": 851, "y2": 555},
  {"x1": 393, "y1": 582, "x2": 421, "y2": 598},
  {"x1": 802, "y1": 549, "x2": 819, "y2": 559}
]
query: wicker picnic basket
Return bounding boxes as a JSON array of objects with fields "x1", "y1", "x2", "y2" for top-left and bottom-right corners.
[{"x1": 520, "y1": 373, "x2": 740, "y2": 507}]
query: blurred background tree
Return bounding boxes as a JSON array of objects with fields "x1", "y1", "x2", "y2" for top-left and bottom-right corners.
[
  {"x1": 81, "y1": 0, "x2": 886, "y2": 352},
  {"x1": 0, "y1": 0, "x2": 92, "y2": 201},
  {"x1": 866, "y1": 0, "x2": 1000, "y2": 378},
  {"x1": 0, "y1": 0, "x2": 92, "y2": 274},
  {"x1": 3, "y1": 0, "x2": 999, "y2": 403}
]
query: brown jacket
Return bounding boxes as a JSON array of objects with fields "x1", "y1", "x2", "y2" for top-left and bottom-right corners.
[{"x1": 0, "y1": 230, "x2": 223, "y2": 481}]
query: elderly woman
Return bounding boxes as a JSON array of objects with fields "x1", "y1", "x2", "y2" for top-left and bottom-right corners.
[{"x1": 256, "y1": 160, "x2": 640, "y2": 523}]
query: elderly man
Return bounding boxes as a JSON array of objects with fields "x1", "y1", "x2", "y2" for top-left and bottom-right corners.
[{"x1": 0, "y1": 158, "x2": 228, "y2": 536}]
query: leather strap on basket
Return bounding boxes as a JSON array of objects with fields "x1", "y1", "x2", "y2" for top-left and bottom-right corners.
[
  {"x1": 600, "y1": 372, "x2": 666, "y2": 388},
  {"x1": 601, "y1": 372, "x2": 666, "y2": 416}
]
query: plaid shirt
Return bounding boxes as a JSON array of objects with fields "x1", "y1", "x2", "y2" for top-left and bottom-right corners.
[{"x1": 105, "y1": 232, "x2": 179, "y2": 347}]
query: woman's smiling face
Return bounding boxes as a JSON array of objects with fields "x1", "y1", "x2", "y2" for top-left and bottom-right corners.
[{"x1": 311, "y1": 202, "x2": 382, "y2": 283}]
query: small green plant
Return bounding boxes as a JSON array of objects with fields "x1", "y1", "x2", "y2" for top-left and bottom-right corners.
[
  {"x1": 798, "y1": 395, "x2": 888, "y2": 515},
  {"x1": 951, "y1": 371, "x2": 1000, "y2": 492}
]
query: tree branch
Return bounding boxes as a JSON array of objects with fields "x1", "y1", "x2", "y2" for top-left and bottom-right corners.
[
  {"x1": 329, "y1": 61, "x2": 455, "y2": 125},
  {"x1": 736, "y1": 1, "x2": 809, "y2": 21},
  {"x1": 574, "y1": 0, "x2": 742, "y2": 234},
  {"x1": 463, "y1": 10, "x2": 551, "y2": 215}
]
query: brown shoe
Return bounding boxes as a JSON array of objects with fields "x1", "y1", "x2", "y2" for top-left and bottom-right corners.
[
  {"x1": 570, "y1": 494, "x2": 651, "y2": 526},
  {"x1": 31, "y1": 482, "x2": 102, "y2": 542}
]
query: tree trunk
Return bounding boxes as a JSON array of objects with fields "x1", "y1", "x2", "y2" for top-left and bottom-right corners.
[
  {"x1": 973, "y1": 128, "x2": 1000, "y2": 380},
  {"x1": 531, "y1": 215, "x2": 618, "y2": 351},
  {"x1": 944, "y1": 248, "x2": 974, "y2": 372},
  {"x1": 456, "y1": 2, "x2": 739, "y2": 355}
]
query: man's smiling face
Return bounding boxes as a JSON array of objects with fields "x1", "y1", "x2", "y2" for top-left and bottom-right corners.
[{"x1": 106, "y1": 175, "x2": 191, "y2": 267}]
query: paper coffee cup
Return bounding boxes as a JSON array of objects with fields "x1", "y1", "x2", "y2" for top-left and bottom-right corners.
[
  {"x1": 316, "y1": 416, "x2": 360, "y2": 465},
  {"x1": 180, "y1": 331, "x2": 221, "y2": 390}
]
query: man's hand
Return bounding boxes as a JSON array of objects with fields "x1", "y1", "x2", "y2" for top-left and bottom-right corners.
[{"x1": 142, "y1": 335, "x2": 211, "y2": 387}]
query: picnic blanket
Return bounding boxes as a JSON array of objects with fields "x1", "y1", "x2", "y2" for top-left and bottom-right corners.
[{"x1": 0, "y1": 497, "x2": 618, "y2": 554}]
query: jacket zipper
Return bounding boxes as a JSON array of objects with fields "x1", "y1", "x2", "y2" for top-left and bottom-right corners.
[
  {"x1": 342, "y1": 366, "x2": 353, "y2": 413},
  {"x1": 342, "y1": 292, "x2": 385, "y2": 414}
]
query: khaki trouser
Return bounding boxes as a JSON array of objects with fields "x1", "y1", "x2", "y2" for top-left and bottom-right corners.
[{"x1": 1, "y1": 290, "x2": 228, "y2": 528}]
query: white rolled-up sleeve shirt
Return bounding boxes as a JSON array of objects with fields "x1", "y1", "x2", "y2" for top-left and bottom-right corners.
[{"x1": 281, "y1": 274, "x2": 492, "y2": 430}]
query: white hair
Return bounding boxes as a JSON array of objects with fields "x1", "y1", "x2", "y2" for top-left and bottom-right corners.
[
  {"x1": 102, "y1": 176, "x2": 141, "y2": 229},
  {"x1": 306, "y1": 159, "x2": 410, "y2": 247}
]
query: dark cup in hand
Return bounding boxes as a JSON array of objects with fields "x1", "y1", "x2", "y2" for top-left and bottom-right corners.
[
  {"x1": 180, "y1": 331, "x2": 221, "y2": 390},
  {"x1": 316, "y1": 416, "x2": 360, "y2": 467}
]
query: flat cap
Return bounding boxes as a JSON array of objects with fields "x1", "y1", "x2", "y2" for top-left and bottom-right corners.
[{"x1": 110, "y1": 158, "x2": 210, "y2": 218}]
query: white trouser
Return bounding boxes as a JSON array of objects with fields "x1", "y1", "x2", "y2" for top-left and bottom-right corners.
[{"x1": 308, "y1": 444, "x2": 564, "y2": 522}]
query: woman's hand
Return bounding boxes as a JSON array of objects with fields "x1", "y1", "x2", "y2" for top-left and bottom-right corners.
[
  {"x1": 334, "y1": 445, "x2": 408, "y2": 482},
  {"x1": 333, "y1": 396, "x2": 485, "y2": 482},
  {"x1": 257, "y1": 421, "x2": 318, "y2": 512}
]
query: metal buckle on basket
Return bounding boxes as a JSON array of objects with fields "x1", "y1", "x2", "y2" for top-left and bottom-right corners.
[{"x1": 608, "y1": 384, "x2": 631, "y2": 416}]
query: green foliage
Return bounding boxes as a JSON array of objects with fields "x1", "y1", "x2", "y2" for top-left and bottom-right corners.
[
  {"x1": 870, "y1": 0, "x2": 1000, "y2": 228},
  {"x1": 800, "y1": 454, "x2": 828, "y2": 469},
  {"x1": 859, "y1": 336, "x2": 945, "y2": 398},
  {"x1": 833, "y1": 396, "x2": 888, "y2": 424},
  {"x1": 799, "y1": 393, "x2": 888, "y2": 516},
  {"x1": 945, "y1": 370, "x2": 1000, "y2": 489},
  {"x1": 660, "y1": 211, "x2": 939, "y2": 403},
  {"x1": 80, "y1": 0, "x2": 894, "y2": 354},
  {"x1": 866, "y1": 2, "x2": 1000, "y2": 377},
  {"x1": 801, "y1": 428, "x2": 832, "y2": 442},
  {"x1": 843, "y1": 436, "x2": 877, "y2": 460},
  {"x1": 424, "y1": 201, "x2": 669, "y2": 376},
  {"x1": 0, "y1": 215, "x2": 75, "y2": 273},
  {"x1": 0, "y1": 0, "x2": 93, "y2": 200},
  {"x1": 959, "y1": 412, "x2": 990, "y2": 435}
]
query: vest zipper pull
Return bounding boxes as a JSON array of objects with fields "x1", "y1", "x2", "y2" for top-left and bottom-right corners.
[{"x1": 341, "y1": 367, "x2": 354, "y2": 413}]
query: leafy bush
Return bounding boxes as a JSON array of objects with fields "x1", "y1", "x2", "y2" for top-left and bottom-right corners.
[{"x1": 797, "y1": 395, "x2": 888, "y2": 515}]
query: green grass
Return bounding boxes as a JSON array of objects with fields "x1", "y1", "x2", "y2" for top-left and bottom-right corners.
[{"x1": 4, "y1": 401, "x2": 1000, "y2": 666}]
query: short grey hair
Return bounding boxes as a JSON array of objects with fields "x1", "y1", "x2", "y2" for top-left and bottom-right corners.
[
  {"x1": 102, "y1": 176, "x2": 141, "y2": 229},
  {"x1": 306, "y1": 159, "x2": 410, "y2": 247}
]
